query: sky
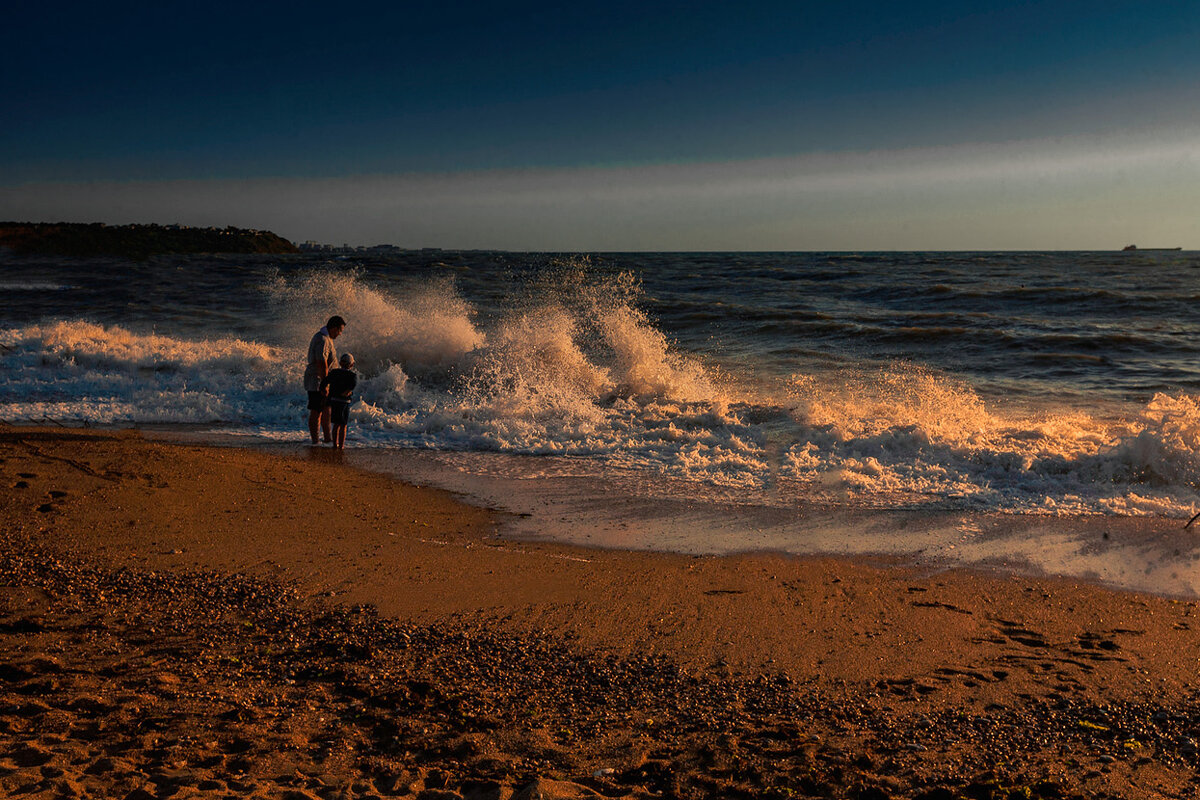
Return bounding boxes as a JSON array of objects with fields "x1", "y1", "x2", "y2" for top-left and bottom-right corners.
[{"x1": 3, "y1": 0, "x2": 1200, "y2": 250}]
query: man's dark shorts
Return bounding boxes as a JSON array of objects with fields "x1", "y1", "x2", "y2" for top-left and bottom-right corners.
[
  {"x1": 307, "y1": 391, "x2": 327, "y2": 411},
  {"x1": 328, "y1": 401, "x2": 351, "y2": 426}
]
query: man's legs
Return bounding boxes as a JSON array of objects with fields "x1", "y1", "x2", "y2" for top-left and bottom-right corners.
[
  {"x1": 321, "y1": 406, "x2": 332, "y2": 443},
  {"x1": 307, "y1": 391, "x2": 329, "y2": 444}
]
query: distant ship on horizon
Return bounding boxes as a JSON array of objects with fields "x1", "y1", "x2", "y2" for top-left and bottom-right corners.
[{"x1": 1122, "y1": 244, "x2": 1182, "y2": 251}]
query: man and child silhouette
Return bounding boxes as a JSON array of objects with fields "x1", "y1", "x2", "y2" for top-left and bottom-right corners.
[{"x1": 303, "y1": 315, "x2": 357, "y2": 448}]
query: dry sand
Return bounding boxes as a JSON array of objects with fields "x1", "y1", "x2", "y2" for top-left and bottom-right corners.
[{"x1": 2, "y1": 427, "x2": 1199, "y2": 799}]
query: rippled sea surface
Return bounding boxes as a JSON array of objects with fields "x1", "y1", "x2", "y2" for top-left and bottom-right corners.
[{"x1": 5, "y1": 249, "x2": 1200, "y2": 525}]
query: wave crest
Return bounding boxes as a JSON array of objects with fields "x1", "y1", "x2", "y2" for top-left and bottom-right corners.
[
  {"x1": 264, "y1": 269, "x2": 483, "y2": 374},
  {"x1": 7, "y1": 268, "x2": 1200, "y2": 517}
]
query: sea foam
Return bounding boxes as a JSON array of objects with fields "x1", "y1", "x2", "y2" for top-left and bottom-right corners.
[{"x1": 3, "y1": 268, "x2": 1199, "y2": 518}]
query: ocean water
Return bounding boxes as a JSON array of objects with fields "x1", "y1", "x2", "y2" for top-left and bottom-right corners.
[{"x1": 5, "y1": 249, "x2": 1200, "y2": 593}]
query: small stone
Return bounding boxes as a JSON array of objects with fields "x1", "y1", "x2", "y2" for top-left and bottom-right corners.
[
  {"x1": 513, "y1": 778, "x2": 602, "y2": 799},
  {"x1": 27, "y1": 656, "x2": 63, "y2": 673},
  {"x1": 67, "y1": 695, "x2": 113, "y2": 714}
]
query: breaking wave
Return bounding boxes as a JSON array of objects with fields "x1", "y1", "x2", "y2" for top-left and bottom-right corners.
[{"x1": 3, "y1": 269, "x2": 1200, "y2": 518}]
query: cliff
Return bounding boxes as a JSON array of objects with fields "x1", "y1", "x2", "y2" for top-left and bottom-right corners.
[{"x1": 0, "y1": 222, "x2": 300, "y2": 258}]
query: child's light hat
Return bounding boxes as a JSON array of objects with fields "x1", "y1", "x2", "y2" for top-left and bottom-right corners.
[{"x1": 340, "y1": 353, "x2": 355, "y2": 368}]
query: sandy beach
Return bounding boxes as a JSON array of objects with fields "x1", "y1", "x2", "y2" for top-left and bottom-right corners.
[{"x1": 3, "y1": 427, "x2": 1199, "y2": 799}]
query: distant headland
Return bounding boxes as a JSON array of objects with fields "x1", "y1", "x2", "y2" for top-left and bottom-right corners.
[{"x1": 0, "y1": 222, "x2": 299, "y2": 259}]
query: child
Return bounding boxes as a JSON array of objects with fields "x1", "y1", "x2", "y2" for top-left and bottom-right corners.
[{"x1": 320, "y1": 352, "x2": 357, "y2": 449}]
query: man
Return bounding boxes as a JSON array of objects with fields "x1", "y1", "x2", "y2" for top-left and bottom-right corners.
[{"x1": 304, "y1": 315, "x2": 346, "y2": 444}]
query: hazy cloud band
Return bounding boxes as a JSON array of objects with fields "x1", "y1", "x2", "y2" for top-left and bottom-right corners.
[{"x1": 3, "y1": 132, "x2": 1197, "y2": 250}]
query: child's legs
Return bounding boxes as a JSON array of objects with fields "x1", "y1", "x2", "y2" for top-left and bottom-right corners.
[{"x1": 330, "y1": 403, "x2": 350, "y2": 448}]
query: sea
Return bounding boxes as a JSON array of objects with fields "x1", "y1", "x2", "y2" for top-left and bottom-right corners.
[{"x1": 5, "y1": 249, "x2": 1200, "y2": 596}]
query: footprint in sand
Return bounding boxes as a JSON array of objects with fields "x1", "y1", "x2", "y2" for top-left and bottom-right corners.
[
  {"x1": 911, "y1": 600, "x2": 973, "y2": 614},
  {"x1": 1076, "y1": 632, "x2": 1122, "y2": 653},
  {"x1": 995, "y1": 620, "x2": 1049, "y2": 648}
]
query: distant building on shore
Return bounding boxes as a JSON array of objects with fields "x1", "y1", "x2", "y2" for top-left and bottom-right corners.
[{"x1": 298, "y1": 241, "x2": 430, "y2": 254}]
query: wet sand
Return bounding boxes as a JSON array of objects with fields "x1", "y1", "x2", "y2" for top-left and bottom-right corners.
[{"x1": 2, "y1": 427, "x2": 1199, "y2": 799}]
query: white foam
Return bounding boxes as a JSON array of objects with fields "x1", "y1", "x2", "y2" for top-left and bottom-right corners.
[
  {"x1": 263, "y1": 269, "x2": 483, "y2": 375},
  {"x1": 4, "y1": 270, "x2": 1200, "y2": 519},
  {"x1": 780, "y1": 365, "x2": 1200, "y2": 515}
]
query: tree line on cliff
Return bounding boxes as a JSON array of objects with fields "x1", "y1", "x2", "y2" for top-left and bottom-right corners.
[{"x1": 0, "y1": 222, "x2": 299, "y2": 259}]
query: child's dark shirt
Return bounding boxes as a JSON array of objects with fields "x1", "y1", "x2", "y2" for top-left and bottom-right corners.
[{"x1": 320, "y1": 368, "x2": 357, "y2": 403}]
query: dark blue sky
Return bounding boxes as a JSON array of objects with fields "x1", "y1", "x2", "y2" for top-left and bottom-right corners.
[
  {"x1": 4, "y1": 1, "x2": 1199, "y2": 248},
  {"x1": 7, "y1": 0, "x2": 1200, "y2": 181}
]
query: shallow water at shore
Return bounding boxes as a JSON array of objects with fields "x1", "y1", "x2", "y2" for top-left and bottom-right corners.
[
  {"x1": 185, "y1": 431, "x2": 1197, "y2": 600},
  {"x1": 365, "y1": 447, "x2": 1200, "y2": 598}
]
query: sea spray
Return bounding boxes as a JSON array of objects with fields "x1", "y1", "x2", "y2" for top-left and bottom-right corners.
[
  {"x1": 1111, "y1": 393, "x2": 1200, "y2": 487},
  {"x1": 780, "y1": 365, "x2": 1200, "y2": 514},
  {"x1": 1, "y1": 321, "x2": 292, "y2": 425},
  {"x1": 5, "y1": 257, "x2": 1200, "y2": 519},
  {"x1": 263, "y1": 268, "x2": 483, "y2": 375},
  {"x1": 39, "y1": 320, "x2": 282, "y2": 374}
]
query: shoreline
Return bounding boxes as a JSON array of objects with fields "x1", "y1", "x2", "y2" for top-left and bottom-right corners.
[
  {"x1": 144, "y1": 427, "x2": 1200, "y2": 603},
  {"x1": 3, "y1": 427, "x2": 1200, "y2": 798}
]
